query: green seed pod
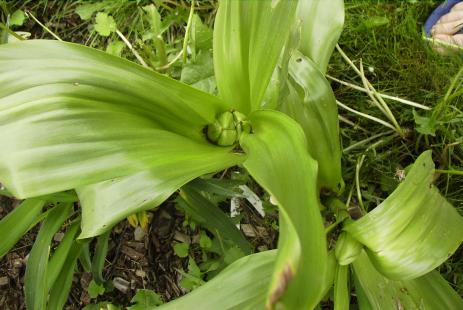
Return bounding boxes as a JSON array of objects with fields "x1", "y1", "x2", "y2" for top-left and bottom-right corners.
[
  {"x1": 335, "y1": 232, "x2": 362, "y2": 265},
  {"x1": 207, "y1": 111, "x2": 251, "y2": 146},
  {"x1": 207, "y1": 120, "x2": 223, "y2": 143},
  {"x1": 217, "y1": 111, "x2": 235, "y2": 129},
  {"x1": 217, "y1": 129, "x2": 238, "y2": 146}
]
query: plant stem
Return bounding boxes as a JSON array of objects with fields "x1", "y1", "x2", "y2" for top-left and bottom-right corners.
[
  {"x1": 0, "y1": 22, "x2": 25, "y2": 41},
  {"x1": 343, "y1": 130, "x2": 396, "y2": 153},
  {"x1": 156, "y1": 50, "x2": 183, "y2": 70},
  {"x1": 115, "y1": 30, "x2": 149, "y2": 68},
  {"x1": 326, "y1": 74, "x2": 430, "y2": 110},
  {"x1": 25, "y1": 10, "x2": 62, "y2": 41},
  {"x1": 182, "y1": 0, "x2": 196, "y2": 64},
  {"x1": 338, "y1": 115, "x2": 369, "y2": 133},
  {"x1": 435, "y1": 169, "x2": 463, "y2": 175},
  {"x1": 336, "y1": 100, "x2": 397, "y2": 131},
  {"x1": 355, "y1": 154, "x2": 366, "y2": 214}
]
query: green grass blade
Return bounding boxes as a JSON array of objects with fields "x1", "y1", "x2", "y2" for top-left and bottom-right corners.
[
  {"x1": 334, "y1": 265, "x2": 350, "y2": 310},
  {"x1": 48, "y1": 240, "x2": 87, "y2": 310},
  {"x1": 280, "y1": 51, "x2": 343, "y2": 192},
  {"x1": 213, "y1": 0, "x2": 297, "y2": 113},
  {"x1": 0, "y1": 198, "x2": 45, "y2": 259},
  {"x1": 46, "y1": 219, "x2": 80, "y2": 288},
  {"x1": 296, "y1": 0, "x2": 344, "y2": 74},
  {"x1": 0, "y1": 40, "x2": 237, "y2": 198},
  {"x1": 24, "y1": 203, "x2": 72, "y2": 310},
  {"x1": 91, "y1": 230, "x2": 111, "y2": 284},
  {"x1": 353, "y1": 251, "x2": 463, "y2": 310},
  {"x1": 158, "y1": 250, "x2": 276, "y2": 310},
  {"x1": 240, "y1": 110, "x2": 328, "y2": 308},
  {"x1": 179, "y1": 184, "x2": 252, "y2": 255},
  {"x1": 344, "y1": 151, "x2": 463, "y2": 280},
  {"x1": 78, "y1": 242, "x2": 92, "y2": 272}
]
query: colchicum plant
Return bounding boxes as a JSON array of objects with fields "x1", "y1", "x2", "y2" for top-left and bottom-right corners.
[{"x1": 0, "y1": 0, "x2": 462, "y2": 309}]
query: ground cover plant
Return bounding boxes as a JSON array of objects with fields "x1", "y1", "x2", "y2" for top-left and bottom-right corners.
[{"x1": 0, "y1": 0, "x2": 463, "y2": 309}]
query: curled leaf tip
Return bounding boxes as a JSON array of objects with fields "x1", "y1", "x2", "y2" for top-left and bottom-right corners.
[{"x1": 335, "y1": 232, "x2": 363, "y2": 265}]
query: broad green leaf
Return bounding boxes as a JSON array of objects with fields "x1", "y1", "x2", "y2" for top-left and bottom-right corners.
[
  {"x1": 0, "y1": 199, "x2": 45, "y2": 258},
  {"x1": 47, "y1": 220, "x2": 80, "y2": 288},
  {"x1": 10, "y1": 10, "x2": 26, "y2": 27},
  {"x1": 413, "y1": 110, "x2": 437, "y2": 136},
  {"x1": 188, "y1": 177, "x2": 244, "y2": 198},
  {"x1": 75, "y1": 2, "x2": 106, "y2": 20},
  {"x1": 158, "y1": 250, "x2": 276, "y2": 310},
  {"x1": 48, "y1": 240, "x2": 86, "y2": 310},
  {"x1": 181, "y1": 51, "x2": 216, "y2": 94},
  {"x1": 178, "y1": 184, "x2": 252, "y2": 255},
  {"x1": 25, "y1": 203, "x2": 72, "y2": 310},
  {"x1": 0, "y1": 40, "x2": 240, "y2": 198},
  {"x1": 77, "y1": 149, "x2": 242, "y2": 238},
  {"x1": 344, "y1": 151, "x2": 463, "y2": 280},
  {"x1": 213, "y1": 0, "x2": 297, "y2": 113},
  {"x1": 240, "y1": 110, "x2": 327, "y2": 308},
  {"x1": 296, "y1": 0, "x2": 344, "y2": 74},
  {"x1": 279, "y1": 51, "x2": 343, "y2": 191},
  {"x1": 128, "y1": 289, "x2": 163, "y2": 309},
  {"x1": 353, "y1": 251, "x2": 463, "y2": 310},
  {"x1": 362, "y1": 16, "x2": 390, "y2": 29},
  {"x1": 88, "y1": 279, "x2": 106, "y2": 299},
  {"x1": 105, "y1": 40, "x2": 124, "y2": 57},
  {"x1": 321, "y1": 251, "x2": 338, "y2": 299},
  {"x1": 94, "y1": 12, "x2": 116, "y2": 37},
  {"x1": 179, "y1": 258, "x2": 203, "y2": 291},
  {"x1": 191, "y1": 14, "x2": 213, "y2": 52},
  {"x1": 199, "y1": 231, "x2": 212, "y2": 249},
  {"x1": 143, "y1": 4, "x2": 162, "y2": 38},
  {"x1": 173, "y1": 242, "x2": 189, "y2": 258}
]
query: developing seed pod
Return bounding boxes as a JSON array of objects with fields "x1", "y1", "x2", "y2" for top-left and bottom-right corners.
[
  {"x1": 335, "y1": 232, "x2": 363, "y2": 265},
  {"x1": 207, "y1": 111, "x2": 251, "y2": 146}
]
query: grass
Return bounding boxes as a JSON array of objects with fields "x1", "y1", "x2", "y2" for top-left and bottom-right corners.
[
  {"x1": 1, "y1": 0, "x2": 463, "y2": 304},
  {"x1": 330, "y1": 0, "x2": 463, "y2": 294}
]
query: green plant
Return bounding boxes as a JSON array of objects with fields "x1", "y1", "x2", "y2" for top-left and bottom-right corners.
[{"x1": 0, "y1": 1, "x2": 462, "y2": 309}]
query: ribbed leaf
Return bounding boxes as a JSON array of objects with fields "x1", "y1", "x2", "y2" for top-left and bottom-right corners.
[
  {"x1": 47, "y1": 220, "x2": 80, "y2": 288},
  {"x1": 213, "y1": 0, "x2": 297, "y2": 113},
  {"x1": 240, "y1": 110, "x2": 327, "y2": 308},
  {"x1": 0, "y1": 198, "x2": 45, "y2": 258},
  {"x1": 0, "y1": 40, "x2": 239, "y2": 198},
  {"x1": 48, "y1": 240, "x2": 86, "y2": 310},
  {"x1": 279, "y1": 51, "x2": 343, "y2": 191},
  {"x1": 353, "y1": 251, "x2": 463, "y2": 310},
  {"x1": 91, "y1": 230, "x2": 111, "y2": 283},
  {"x1": 158, "y1": 250, "x2": 276, "y2": 310},
  {"x1": 25, "y1": 203, "x2": 72, "y2": 310},
  {"x1": 296, "y1": 0, "x2": 345, "y2": 74},
  {"x1": 77, "y1": 150, "x2": 243, "y2": 238},
  {"x1": 344, "y1": 151, "x2": 463, "y2": 280},
  {"x1": 178, "y1": 184, "x2": 252, "y2": 255}
]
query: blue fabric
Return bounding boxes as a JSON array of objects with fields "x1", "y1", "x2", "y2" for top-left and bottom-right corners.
[{"x1": 424, "y1": 0, "x2": 463, "y2": 37}]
